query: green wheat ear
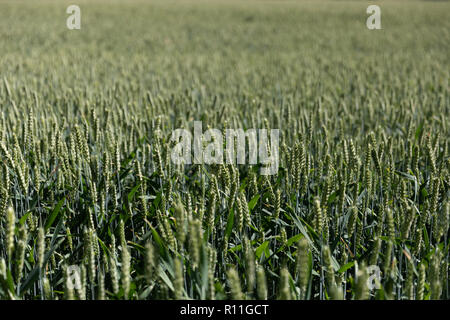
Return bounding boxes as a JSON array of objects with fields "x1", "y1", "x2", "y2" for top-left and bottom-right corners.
[
  {"x1": 63, "y1": 265, "x2": 75, "y2": 301},
  {"x1": 322, "y1": 245, "x2": 335, "y2": 289},
  {"x1": 256, "y1": 265, "x2": 267, "y2": 300},
  {"x1": 121, "y1": 244, "x2": 131, "y2": 300},
  {"x1": 0, "y1": 258, "x2": 6, "y2": 282},
  {"x1": 417, "y1": 263, "x2": 426, "y2": 300},
  {"x1": 15, "y1": 224, "x2": 27, "y2": 283},
  {"x1": 207, "y1": 247, "x2": 216, "y2": 300},
  {"x1": 37, "y1": 227, "x2": 45, "y2": 269},
  {"x1": 144, "y1": 241, "x2": 157, "y2": 284},
  {"x1": 278, "y1": 267, "x2": 292, "y2": 300},
  {"x1": 296, "y1": 237, "x2": 309, "y2": 299},
  {"x1": 173, "y1": 257, "x2": 183, "y2": 300},
  {"x1": 243, "y1": 236, "x2": 255, "y2": 295},
  {"x1": 5, "y1": 207, "x2": 15, "y2": 260}
]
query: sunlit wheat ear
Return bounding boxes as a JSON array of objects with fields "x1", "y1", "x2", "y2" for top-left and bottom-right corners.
[
  {"x1": 400, "y1": 205, "x2": 414, "y2": 241},
  {"x1": 144, "y1": 241, "x2": 156, "y2": 284},
  {"x1": 121, "y1": 244, "x2": 131, "y2": 300},
  {"x1": 207, "y1": 247, "x2": 216, "y2": 300},
  {"x1": 235, "y1": 196, "x2": 243, "y2": 232},
  {"x1": 278, "y1": 267, "x2": 292, "y2": 300},
  {"x1": 243, "y1": 237, "x2": 255, "y2": 294},
  {"x1": 385, "y1": 208, "x2": 395, "y2": 241},
  {"x1": 280, "y1": 228, "x2": 287, "y2": 246},
  {"x1": 430, "y1": 248, "x2": 443, "y2": 299},
  {"x1": 256, "y1": 265, "x2": 267, "y2": 300},
  {"x1": 0, "y1": 258, "x2": 6, "y2": 281},
  {"x1": 206, "y1": 176, "x2": 217, "y2": 233},
  {"x1": 15, "y1": 224, "x2": 27, "y2": 283},
  {"x1": 220, "y1": 165, "x2": 231, "y2": 195},
  {"x1": 162, "y1": 213, "x2": 176, "y2": 250},
  {"x1": 239, "y1": 191, "x2": 250, "y2": 228},
  {"x1": 404, "y1": 260, "x2": 414, "y2": 300},
  {"x1": 383, "y1": 238, "x2": 394, "y2": 276},
  {"x1": 78, "y1": 265, "x2": 87, "y2": 300},
  {"x1": 347, "y1": 206, "x2": 357, "y2": 236},
  {"x1": 63, "y1": 265, "x2": 75, "y2": 300},
  {"x1": 227, "y1": 267, "x2": 244, "y2": 300},
  {"x1": 274, "y1": 189, "x2": 281, "y2": 220},
  {"x1": 227, "y1": 166, "x2": 239, "y2": 209},
  {"x1": 87, "y1": 228, "x2": 96, "y2": 283},
  {"x1": 369, "y1": 236, "x2": 381, "y2": 266},
  {"x1": 188, "y1": 219, "x2": 202, "y2": 269},
  {"x1": 440, "y1": 258, "x2": 448, "y2": 300},
  {"x1": 65, "y1": 226, "x2": 73, "y2": 251},
  {"x1": 313, "y1": 196, "x2": 323, "y2": 236},
  {"x1": 425, "y1": 134, "x2": 437, "y2": 174},
  {"x1": 264, "y1": 175, "x2": 275, "y2": 205},
  {"x1": 436, "y1": 201, "x2": 449, "y2": 242},
  {"x1": 175, "y1": 202, "x2": 186, "y2": 245},
  {"x1": 36, "y1": 227, "x2": 46, "y2": 269},
  {"x1": 43, "y1": 276, "x2": 51, "y2": 300},
  {"x1": 322, "y1": 245, "x2": 337, "y2": 299},
  {"x1": 153, "y1": 143, "x2": 164, "y2": 178},
  {"x1": 249, "y1": 171, "x2": 258, "y2": 197},
  {"x1": 296, "y1": 237, "x2": 309, "y2": 299},
  {"x1": 97, "y1": 271, "x2": 105, "y2": 300},
  {"x1": 291, "y1": 142, "x2": 301, "y2": 192},
  {"x1": 109, "y1": 253, "x2": 119, "y2": 295},
  {"x1": 0, "y1": 186, "x2": 9, "y2": 217}
]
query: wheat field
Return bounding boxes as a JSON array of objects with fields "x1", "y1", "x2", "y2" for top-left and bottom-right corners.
[{"x1": 0, "y1": 0, "x2": 448, "y2": 300}]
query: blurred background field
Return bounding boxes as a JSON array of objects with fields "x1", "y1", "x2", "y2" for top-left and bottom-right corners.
[{"x1": 0, "y1": 0, "x2": 448, "y2": 95}]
